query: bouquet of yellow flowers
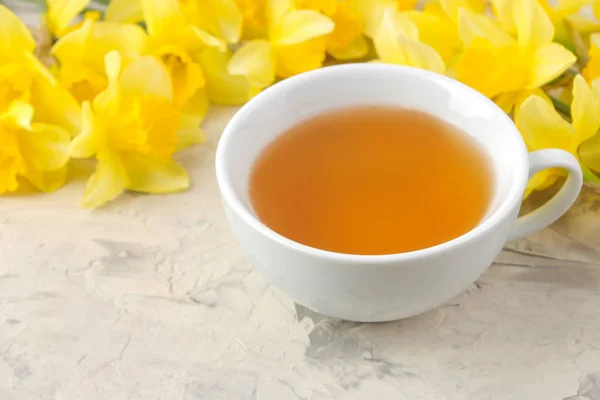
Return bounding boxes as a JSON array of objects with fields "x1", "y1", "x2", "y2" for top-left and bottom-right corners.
[{"x1": 2, "y1": 0, "x2": 600, "y2": 207}]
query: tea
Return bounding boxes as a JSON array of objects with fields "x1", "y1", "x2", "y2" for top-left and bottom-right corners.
[{"x1": 249, "y1": 106, "x2": 493, "y2": 255}]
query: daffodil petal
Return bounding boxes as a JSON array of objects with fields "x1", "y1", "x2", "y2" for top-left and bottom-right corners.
[
  {"x1": 20, "y1": 123, "x2": 70, "y2": 171},
  {"x1": 24, "y1": 166, "x2": 67, "y2": 193},
  {"x1": 2, "y1": 101, "x2": 33, "y2": 129},
  {"x1": 0, "y1": 172, "x2": 21, "y2": 194},
  {"x1": 491, "y1": 0, "x2": 517, "y2": 33},
  {"x1": 495, "y1": 89, "x2": 548, "y2": 115},
  {"x1": 81, "y1": 150, "x2": 128, "y2": 208},
  {"x1": 29, "y1": 81, "x2": 82, "y2": 135},
  {"x1": 0, "y1": 4, "x2": 35, "y2": 55},
  {"x1": 104, "y1": 0, "x2": 144, "y2": 23},
  {"x1": 495, "y1": 91, "x2": 519, "y2": 114},
  {"x1": 168, "y1": 57, "x2": 206, "y2": 108},
  {"x1": 378, "y1": 8, "x2": 419, "y2": 42},
  {"x1": 92, "y1": 79, "x2": 120, "y2": 117},
  {"x1": 572, "y1": 74, "x2": 600, "y2": 143},
  {"x1": 200, "y1": 48, "x2": 254, "y2": 105},
  {"x1": 440, "y1": 0, "x2": 486, "y2": 21},
  {"x1": 182, "y1": 88, "x2": 210, "y2": 124},
  {"x1": 455, "y1": 38, "x2": 516, "y2": 98},
  {"x1": 192, "y1": 27, "x2": 226, "y2": 49},
  {"x1": 591, "y1": 33, "x2": 600, "y2": 51},
  {"x1": 458, "y1": 7, "x2": 514, "y2": 47},
  {"x1": 354, "y1": 0, "x2": 383, "y2": 38},
  {"x1": 516, "y1": 88, "x2": 551, "y2": 118},
  {"x1": 122, "y1": 153, "x2": 189, "y2": 194},
  {"x1": 69, "y1": 102, "x2": 101, "y2": 158},
  {"x1": 274, "y1": 10, "x2": 334, "y2": 45},
  {"x1": 213, "y1": 0, "x2": 244, "y2": 43},
  {"x1": 524, "y1": 169, "x2": 560, "y2": 198},
  {"x1": 274, "y1": 38, "x2": 328, "y2": 77},
  {"x1": 374, "y1": 9, "x2": 419, "y2": 63},
  {"x1": 22, "y1": 50, "x2": 57, "y2": 86},
  {"x1": 119, "y1": 56, "x2": 172, "y2": 100},
  {"x1": 228, "y1": 40, "x2": 275, "y2": 89},
  {"x1": 404, "y1": 11, "x2": 461, "y2": 63},
  {"x1": 594, "y1": 1, "x2": 600, "y2": 21},
  {"x1": 396, "y1": 0, "x2": 419, "y2": 10},
  {"x1": 45, "y1": 0, "x2": 90, "y2": 37},
  {"x1": 27, "y1": 54, "x2": 82, "y2": 135},
  {"x1": 516, "y1": 95, "x2": 574, "y2": 151},
  {"x1": 527, "y1": 43, "x2": 576, "y2": 89},
  {"x1": 104, "y1": 51, "x2": 122, "y2": 83},
  {"x1": 566, "y1": 14, "x2": 600, "y2": 34},
  {"x1": 191, "y1": 0, "x2": 243, "y2": 43},
  {"x1": 580, "y1": 132, "x2": 600, "y2": 172},
  {"x1": 177, "y1": 116, "x2": 206, "y2": 151},
  {"x1": 592, "y1": 77, "x2": 600, "y2": 93},
  {"x1": 91, "y1": 22, "x2": 148, "y2": 58},
  {"x1": 141, "y1": 0, "x2": 208, "y2": 53},
  {"x1": 513, "y1": 0, "x2": 554, "y2": 48},
  {"x1": 51, "y1": 18, "x2": 93, "y2": 62},
  {"x1": 92, "y1": 51, "x2": 122, "y2": 114},
  {"x1": 268, "y1": 0, "x2": 294, "y2": 31},
  {"x1": 396, "y1": 37, "x2": 446, "y2": 73},
  {"x1": 140, "y1": 0, "x2": 182, "y2": 40},
  {"x1": 329, "y1": 35, "x2": 369, "y2": 60}
]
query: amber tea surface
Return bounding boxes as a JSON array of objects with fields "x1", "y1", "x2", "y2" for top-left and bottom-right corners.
[{"x1": 249, "y1": 106, "x2": 494, "y2": 255}]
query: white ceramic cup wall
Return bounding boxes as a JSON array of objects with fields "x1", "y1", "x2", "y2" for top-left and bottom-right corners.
[{"x1": 216, "y1": 64, "x2": 583, "y2": 322}]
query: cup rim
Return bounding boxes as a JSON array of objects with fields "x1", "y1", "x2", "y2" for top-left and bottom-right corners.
[{"x1": 216, "y1": 64, "x2": 529, "y2": 263}]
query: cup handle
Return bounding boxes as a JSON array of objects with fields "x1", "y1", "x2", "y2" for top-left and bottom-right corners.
[{"x1": 508, "y1": 149, "x2": 583, "y2": 241}]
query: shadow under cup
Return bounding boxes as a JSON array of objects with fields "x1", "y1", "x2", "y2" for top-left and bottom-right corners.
[{"x1": 216, "y1": 64, "x2": 531, "y2": 322}]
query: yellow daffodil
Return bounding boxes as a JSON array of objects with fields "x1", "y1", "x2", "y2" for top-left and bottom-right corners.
[
  {"x1": 45, "y1": 0, "x2": 90, "y2": 38},
  {"x1": 0, "y1": 5, "x2": 80, "y2": 134},
  {"x1": 0, "y1": 102, "x2": 70, "y2": 194},
  {"x1": 107, "y1": 0, "x2": 257, "y2": 105},
  {"x1": 51, "y1": 19, "x2": 149, "y2": 104},
  {"x1": 69, "y1": 52, "x2": 204, "y2": 208},
  {"x1": 517, "y1": 75, "x2": 600, "y2": 195},
  {"x1": 456, "y1": 0, "x2": 576, "y2": 113},
  {"x1": 373, "y1": 7, "x2": 445, "y2": 74},
  {"x1": 228, "y1": 0, "x2": 334, "y2": 90},
  {"x1": 297, "y1": 0, "x2": 369, "y2": 60},
  {"x1": 140, "y1": 0, "x2": 225, "y2": 120},
  {"x1": 584, "y1": 33, "x2": 600, "y2": 83}
]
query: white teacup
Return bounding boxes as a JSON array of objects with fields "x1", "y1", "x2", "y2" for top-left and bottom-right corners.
[{"x1": 216, "y1": 64, "x2": 583, "y2": 322}]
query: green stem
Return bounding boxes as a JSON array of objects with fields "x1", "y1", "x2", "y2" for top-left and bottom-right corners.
[{"x1": 550, "y1": 96, "x2": 572, "y2": 120}]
